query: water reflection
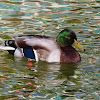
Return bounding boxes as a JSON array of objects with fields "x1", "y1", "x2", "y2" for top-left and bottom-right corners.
[
  {"x1": 27, "y1": 62, "x2": 78, "y2": 99},
  {"x1": 0, "y1": 57, "x2": 78, "y2": 99},
  {"x1": 32, "y1": 62, "x2": 77, "y2": 81}
]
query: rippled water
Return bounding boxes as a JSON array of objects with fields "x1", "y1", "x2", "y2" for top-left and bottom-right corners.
[{"x1": 0, "y1": 0, "x2": 100, "y2": 99}]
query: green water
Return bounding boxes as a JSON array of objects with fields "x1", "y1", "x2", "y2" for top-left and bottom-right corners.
[{"x1": 0, "y1": 0, "x2": 100, "y2": 99}]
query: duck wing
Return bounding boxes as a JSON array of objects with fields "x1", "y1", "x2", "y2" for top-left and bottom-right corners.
[{"x1": 15, "y1": 35, "x2": 56, "y2": 51}]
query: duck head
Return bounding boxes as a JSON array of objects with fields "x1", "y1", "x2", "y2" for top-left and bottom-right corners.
[{"x1": 56, "y1": 29, "x2": 85, "y2": 51}]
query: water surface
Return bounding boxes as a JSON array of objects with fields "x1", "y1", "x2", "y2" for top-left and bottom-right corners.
[{"x1": 0, "y1": 0, "x2": 100, "y2": 99}]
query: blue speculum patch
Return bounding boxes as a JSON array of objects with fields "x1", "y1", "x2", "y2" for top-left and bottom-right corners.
[{"x1": 23, "y1": 48, "x2": 35, "y2": 59}]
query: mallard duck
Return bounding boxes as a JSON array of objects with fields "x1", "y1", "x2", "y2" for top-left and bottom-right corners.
[{"x1": 0, "y1": 29, "x2": 85, "y2": 63}]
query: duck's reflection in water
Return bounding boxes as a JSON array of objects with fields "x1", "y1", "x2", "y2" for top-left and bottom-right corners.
[{"x1": 29, "y1": 62, "x2": 78, "y2": 88}]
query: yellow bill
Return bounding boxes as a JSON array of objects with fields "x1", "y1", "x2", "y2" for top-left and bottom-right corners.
[{"x1": 73, "y1": 39, "x2": 85, "y2": 51}]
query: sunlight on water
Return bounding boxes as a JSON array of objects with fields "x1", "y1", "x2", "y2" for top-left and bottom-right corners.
[{"x1": 0, "y1": 0, "x2": 100, "y2": 99}]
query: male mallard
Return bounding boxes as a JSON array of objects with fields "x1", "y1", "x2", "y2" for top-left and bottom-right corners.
[{"x1": 0, "y1": 29, "x2": 85, "y2": 63}]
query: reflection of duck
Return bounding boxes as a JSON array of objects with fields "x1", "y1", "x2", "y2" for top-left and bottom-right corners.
[
  {"x1": 36, "y1": 62, "x2": 77, "y2": 79},
  {"x1": 27, "y1": 62, "x2": 77, "y2": 99},
  {"x1": 0, "y1": 29, "x2": 84, "y2": 63},
  {"x1": 60, "y1": 63, "x2": 77, "y2": 79}
]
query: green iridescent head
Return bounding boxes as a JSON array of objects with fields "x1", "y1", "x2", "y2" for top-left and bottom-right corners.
[{"x1": 56, "y1": 29, "x2": 77, "y2": 47}]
